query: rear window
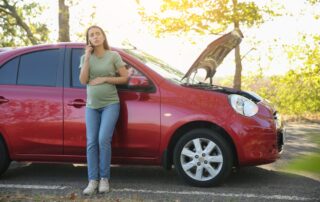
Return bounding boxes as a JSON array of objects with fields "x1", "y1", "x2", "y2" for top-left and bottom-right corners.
[{"x1": 17, "y1": 49, "x2": 59, "y2": 86}]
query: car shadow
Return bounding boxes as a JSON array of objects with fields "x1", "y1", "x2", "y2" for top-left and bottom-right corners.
[
  {"x1": 2, "y1": 162, "x2": 320, "y2": 191},
  {"x1": 2, "y1": 162, "x2": 87, "y2": 184}
]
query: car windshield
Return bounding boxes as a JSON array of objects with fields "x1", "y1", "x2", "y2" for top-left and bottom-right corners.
[{"x1": 123, "y1": 48, "x2": 185, "y2": 84}]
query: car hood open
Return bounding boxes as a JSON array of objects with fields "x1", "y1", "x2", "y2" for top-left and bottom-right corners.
[{"x1": 182, "y1": 29, "x2": 243, "y2": 84}]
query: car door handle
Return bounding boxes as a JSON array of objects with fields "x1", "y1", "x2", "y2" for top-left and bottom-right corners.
[
  {"x1": 67, "y1": 99, "x2": 86, "y2": 108},
  {"x1": 0, "y1": 96, "x2": 9, "y2": 104}
]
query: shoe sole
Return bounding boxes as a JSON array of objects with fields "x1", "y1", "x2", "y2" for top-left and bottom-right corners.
[
  {"x1": 83, "y1": 189, "x2": 98, "y2": 195},
  {"x1": 98, "y1": 189, "x2": 110, "y2": 194}
]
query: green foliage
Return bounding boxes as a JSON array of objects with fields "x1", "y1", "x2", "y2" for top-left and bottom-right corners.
[
  {"x1": 242, "y1": 35, "x2": 320, "y2": 115},
  {"x1": 308, "y1": 0, "x2": 320, "y2": 5},
  {"x1": 137, "y1": 0, "x2": 266, "y2": 37},
  {"x1": 283, "y1": 133, "x2": 320, "y2": 177},
  {"x1": 0, "y1": 0, "x2": 49, "y2": 46}
]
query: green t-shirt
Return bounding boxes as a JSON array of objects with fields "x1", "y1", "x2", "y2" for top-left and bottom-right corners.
[{"x1": 79, "y1": 50, "x2": 125, "y2": 109}]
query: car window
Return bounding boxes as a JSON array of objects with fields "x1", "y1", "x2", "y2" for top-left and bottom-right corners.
[
  {"x1": 117, "y1": 63, "x2": 154, "y2": 92},
  {"x1": 71, "y1": 48, "x2": 85, "y2": 88},
  {"x1": 123, "y1": 48, "x2": 184, "y2": 84},
  {"x1": 17, "y1": 49, "x2": 59, "y2": 86},
  {"x1": 0, "y1": 57, "x2": 19, "y2": 85},
  {"x1": 71, "y1": 48, "x2": 151, "y2": 91},
  {"x1": 127, "y1": 65, "x2": 144, "y2": 77}
]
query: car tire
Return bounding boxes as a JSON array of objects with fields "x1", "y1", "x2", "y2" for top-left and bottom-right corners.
[
  {"x1": 173, "y1": 128, "x2": 233, "y2": 187},
  {"x1": 0, "y1": 138, "x2": 10, "y2": 177}
]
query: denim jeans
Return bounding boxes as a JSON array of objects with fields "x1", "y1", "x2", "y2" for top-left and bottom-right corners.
[{"x1": 85, "y1": 103, "x2": 120, "y2": 180}]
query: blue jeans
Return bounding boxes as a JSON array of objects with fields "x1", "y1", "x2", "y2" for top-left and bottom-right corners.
[{"x1": 85, "y1": 103, "x2": 120, "y2": 180}]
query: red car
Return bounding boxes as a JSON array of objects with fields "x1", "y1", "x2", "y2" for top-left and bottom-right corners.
[{"x1": 0, "y1": 30, "x2": 285, "y2": 187}]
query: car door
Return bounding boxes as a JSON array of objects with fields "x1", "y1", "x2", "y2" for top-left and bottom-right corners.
[
  {"x1": 63, "y1": 47, "x2": 161, "y2": 160},
  {"x1": 0, "y1": 48, "x2": 64, "y2": 157},
  {"x1": 114, "y1": 62, "x2": 161, "y2": 159},
  {"x1": 62, "y1": 47, "x2": 86, "y2": 157}
]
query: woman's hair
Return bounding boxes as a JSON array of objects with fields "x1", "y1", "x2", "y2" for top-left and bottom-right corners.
[{"x1": 85, "y1": 25, "x2": 110, "y2": 50}]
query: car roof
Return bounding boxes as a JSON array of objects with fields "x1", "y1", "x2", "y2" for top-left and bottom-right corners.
[
  {"x1": 0, "y1": 42, "x2": 126, "y2": 66},
  {"x1": 0, "y1": 47, "x2": 14, "y2": 56},
  {"x1": 0, "y1": 42, "x2": 165, "y2": 84}
]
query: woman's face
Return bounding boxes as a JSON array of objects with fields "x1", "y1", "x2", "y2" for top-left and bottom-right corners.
[{"x1": 88, "y1": 27, "x2": 105, "y2": 47}]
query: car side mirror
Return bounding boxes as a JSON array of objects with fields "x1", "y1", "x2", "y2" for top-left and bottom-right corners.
[{"x1": 128, "y1": 75, "x2": 152, "y2": 89}]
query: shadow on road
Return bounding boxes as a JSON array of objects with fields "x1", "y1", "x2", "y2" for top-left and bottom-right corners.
[
  {"x1": 1, "y1": 162, "x2": 319, "y2": 201},
  {"x1": 2, "y1": 162, "x2": 320, "y2": 192}
]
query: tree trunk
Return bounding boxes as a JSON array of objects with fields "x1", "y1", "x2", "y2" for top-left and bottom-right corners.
[
  {"x1": 232, "y1": 0, "x2": 242, "y2": 90},
  {"x1": 233, "y1": 32, "x2": 242, "y2": 90},
  {"x1": 58, "y1": 0, "x2": 70, "y2": 42}
]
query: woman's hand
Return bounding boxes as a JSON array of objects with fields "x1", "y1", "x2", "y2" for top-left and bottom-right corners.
[
  {"x1": 85, "y1": 44, "x2": 93, "y2": 58},
  {"x1": 79, "y1": 45, "x2": 92, "y2": 85},
  {"x1": 89, "y1": 77, "x2": 106, "y2": 85},
  {"x1": 89, "y1": 67, "x2": 129, "y2": 86}
]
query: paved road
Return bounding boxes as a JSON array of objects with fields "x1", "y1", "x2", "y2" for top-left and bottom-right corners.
[{"x1": 0, "y1": 123, "x2": 319, "y2": 201}]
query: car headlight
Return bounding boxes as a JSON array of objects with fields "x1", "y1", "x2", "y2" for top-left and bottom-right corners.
[{"x1": 228, "y1": 94, "x2": 258, "y2": 117}]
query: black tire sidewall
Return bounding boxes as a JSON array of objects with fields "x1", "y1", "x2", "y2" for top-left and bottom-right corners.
[
  {"x1": 173, "y1": 128, "x2": 233, "y2": 187},
  {"x1": 0, "y1": 138, "x2": 10, "y2": 177}
]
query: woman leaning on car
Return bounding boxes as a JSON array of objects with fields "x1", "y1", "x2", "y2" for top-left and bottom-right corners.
[{"x1": 79, "y1": 25, "x2": 129, "y2": 195}]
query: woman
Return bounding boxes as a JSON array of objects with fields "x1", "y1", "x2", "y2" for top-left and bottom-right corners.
[{"x1": 79, "y1": 25, "x2": 129, "y2": 195}]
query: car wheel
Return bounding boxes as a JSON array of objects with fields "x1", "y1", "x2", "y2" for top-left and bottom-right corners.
[
  {"x1": 173, "y1": 128, "x2": 233, "y2": 187},
  {"x1": 0, "y1": 138, "x2": 10, "y2": 177}
]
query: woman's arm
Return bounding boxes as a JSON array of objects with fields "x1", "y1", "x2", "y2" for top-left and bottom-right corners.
[
  {"x1": 79, "y1": 46, "x2": 93, "y2": 85},
  {"x1": 89, "y1": 66, "x2": 129, "y2": 85}
]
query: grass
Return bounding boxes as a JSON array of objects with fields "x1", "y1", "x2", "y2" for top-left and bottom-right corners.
[
  {"x1": 282, "y1": 132, "x2": 320, "y2": 178},
  {"x1": 285, "y1": 154, "x2": 320, "y2": 174}
]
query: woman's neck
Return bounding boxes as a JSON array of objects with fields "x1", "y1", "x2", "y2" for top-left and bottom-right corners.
[{"x1": 93, "y1": 45, "x2": 106, "y2": 57}]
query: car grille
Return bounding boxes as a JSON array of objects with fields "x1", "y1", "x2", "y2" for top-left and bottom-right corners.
[
  {"x1": 277, "y1": 130, "x2": 284, "y2": 152},
  {"x1": 274, "y1": 111, "x2": 284, "y2": 152}
]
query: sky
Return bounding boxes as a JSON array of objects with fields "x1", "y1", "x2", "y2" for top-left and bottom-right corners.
[{"x1": 38, "y1": 0, "x2": 320, "y2": 77}]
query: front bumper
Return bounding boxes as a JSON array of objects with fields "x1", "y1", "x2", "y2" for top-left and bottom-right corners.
[{"x1": 229, "y1": 109, "x2": 286, "y2": 166}]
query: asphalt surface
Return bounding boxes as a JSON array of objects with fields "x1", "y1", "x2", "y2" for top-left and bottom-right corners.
[{"x1": 0, "y1": 122, "x2": 319, "y2": 201}]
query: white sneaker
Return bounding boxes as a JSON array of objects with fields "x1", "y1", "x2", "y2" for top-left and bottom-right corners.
[
  {"x1": 98, "y1": 178, "x2": 110, "y2": 193},
  {"x1": 83, "y1": 180, "x2": 98, "y2": 195}
]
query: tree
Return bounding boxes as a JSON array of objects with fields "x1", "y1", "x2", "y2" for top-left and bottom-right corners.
[
  {"x1": 137, "y1": 0, "x2": 279, "y2": 90},
  {"x1": 243, "y1": 34, "x2": 320, "y2": 115},
  {"x1": 308, "y1": 0, "x2": 320, "y2": 4},
  {"x1": 58, "y1": 0, "x2": 70, "y2": 42},
  {"x1": 0, "y1": 0, "x2": 49, "y2": 46},
  {"x1": 58, "y1": 0, "x2": 97, "y2": 42}
]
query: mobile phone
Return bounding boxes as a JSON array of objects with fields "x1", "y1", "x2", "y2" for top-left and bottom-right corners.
[{"x1": 89, "y1": 41, "x2": 94, "y2": 53}]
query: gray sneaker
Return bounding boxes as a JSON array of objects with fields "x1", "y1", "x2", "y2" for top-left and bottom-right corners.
[
  {"x1": 83, "y1": 180, "x2": 98, "y2": 195},
  {"x1": 99, "y1": 178, "x2": 110, "y2": 193}
]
